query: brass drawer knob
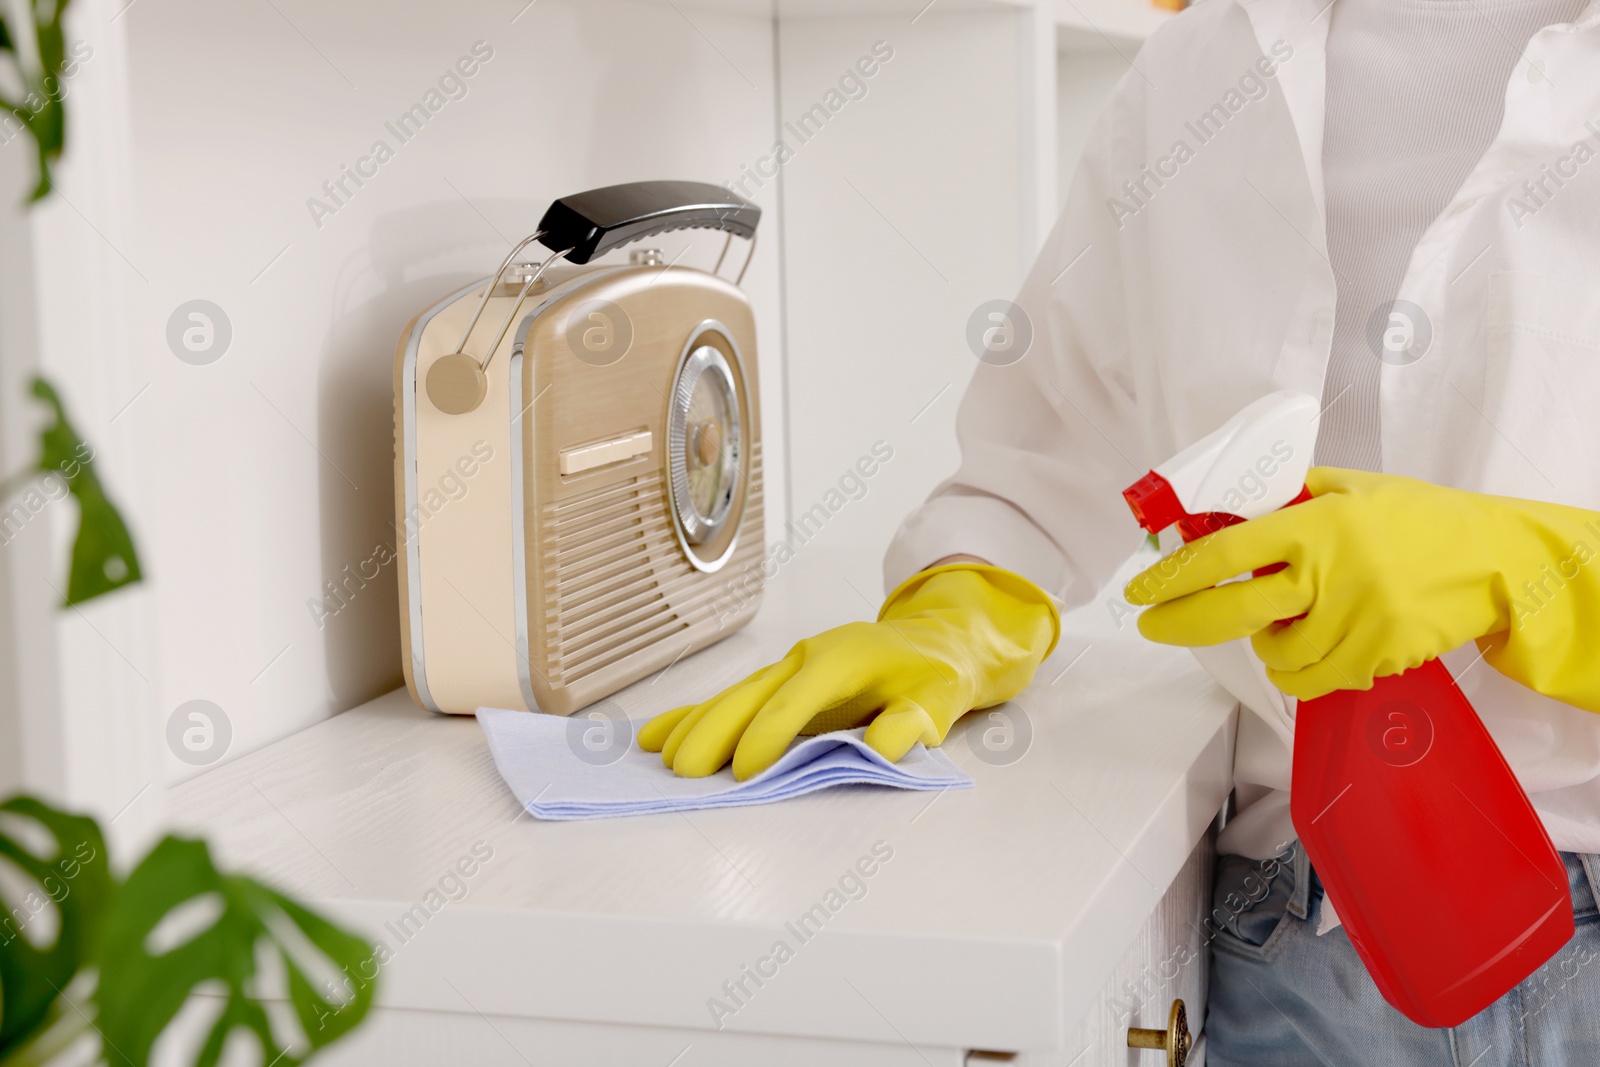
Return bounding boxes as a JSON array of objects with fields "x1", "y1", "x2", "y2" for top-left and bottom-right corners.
[{"x1": 1127, "y1": 998, "x2": 1191, "y2": 1067}]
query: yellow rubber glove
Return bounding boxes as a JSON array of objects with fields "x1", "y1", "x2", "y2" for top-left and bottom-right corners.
[
  {"x1": 638, "y1": 563, "x2": 1060, "y2": 779},
  {"x1": 1123, "y1": 467, "x2": 1600, "y2": 709}
]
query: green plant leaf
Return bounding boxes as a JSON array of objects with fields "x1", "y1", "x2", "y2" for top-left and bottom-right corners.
[
  {"x1": 0, "y1": 0, "x2": 72, "y2": 200},
  {"x1": 33, "y1": 1, "x2": 67, "y2": 74},
  {"x1": 28, "y1": 376, "x2": 142, "y2": 606},
  {"x1": 95, "y1": 837, "x2": 377, "y2": 1066},
  {"x1": 0, "y1": 796, "x2": 111, "y2": 1057}
]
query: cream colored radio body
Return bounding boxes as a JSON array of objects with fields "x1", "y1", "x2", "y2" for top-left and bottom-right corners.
[{"x1": 393, "y1": 182, "x2": 764, "y2": 716}]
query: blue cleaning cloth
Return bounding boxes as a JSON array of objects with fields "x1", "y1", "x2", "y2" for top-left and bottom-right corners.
[{"x1": 476, "y1": 707, "x2": 973, "y2": 820}]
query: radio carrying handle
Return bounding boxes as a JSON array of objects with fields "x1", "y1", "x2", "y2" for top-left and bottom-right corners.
[
  {"x1": 537, "y1": 181, "x2": 760, "y2": 265},
  {"x1": 426, "y1": 182, "x2": 761, "y2": 416}
]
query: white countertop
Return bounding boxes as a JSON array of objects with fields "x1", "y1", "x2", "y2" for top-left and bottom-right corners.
[{"x1": 170, "y1": 546, "x2": 1235, "y2": 1057}]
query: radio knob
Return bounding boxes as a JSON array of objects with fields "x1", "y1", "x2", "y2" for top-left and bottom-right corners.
[{"x1": 426, "y1": 352, "x2": 488, "y2": 415}]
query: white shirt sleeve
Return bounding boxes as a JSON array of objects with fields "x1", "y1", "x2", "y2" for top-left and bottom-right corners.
[{"x1": 883, "y1": 68, "x2": 1154, "y2": 610}]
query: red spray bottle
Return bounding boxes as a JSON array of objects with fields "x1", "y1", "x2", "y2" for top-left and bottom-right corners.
[{"x1": 1122, "y1": 391, "x2": 1571, "y2": 1027}]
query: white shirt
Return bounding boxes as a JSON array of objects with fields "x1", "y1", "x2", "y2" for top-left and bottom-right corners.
[
  {"x1": 883, "y1": 0, "x2": 1600, "y2": 862},
  {"x1": 1315, "y1": 0, "x2": 1590, "y2": 470}
]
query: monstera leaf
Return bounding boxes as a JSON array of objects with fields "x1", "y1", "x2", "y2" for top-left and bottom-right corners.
[
  {"x1": 27, "y1": 376, "x2": 142, "y2": 607},
  {"x1": 0, "y1": 0, "x2": 72, "y2": 201},
  {"x1": 96, "y1": 837, "x2": 375, "y2": 1066},
  {"x1": 0, "y1": 796, "x2": 112, "y2": 1054},
  {"x1": 0, "y1": 0, "x2": 142, "y2": 608},
  {"x1": 0, "y1": 799, "x2": 376, "y2": 1066}
]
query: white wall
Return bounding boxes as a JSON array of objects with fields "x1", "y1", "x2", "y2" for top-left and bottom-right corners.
[
  {"x1": 775, "y1": 8, "x2": 1040, "y2": 584},
  {"x1": 127, "y1": 0, "x2": 789, "y2": 782},
  {"x1": 1057, "y1": 38, "x2": 1132, "y2": 207},
  {"x1": 0, "y1": 115, "x2": 46, "y2": 797},
  {"x1": 0, "y1": 0, "x2": 790, "y2": 820}
]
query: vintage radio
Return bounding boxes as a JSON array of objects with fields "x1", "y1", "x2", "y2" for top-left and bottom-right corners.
[{"x1": 393, "y1": 181, "x2": 765, "y2": 715}]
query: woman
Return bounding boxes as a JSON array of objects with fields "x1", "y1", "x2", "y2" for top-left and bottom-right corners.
[{"x1": 641, "y1": 0, "x2": 1600, "y2": 1059}]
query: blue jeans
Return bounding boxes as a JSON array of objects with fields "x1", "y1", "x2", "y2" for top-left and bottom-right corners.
[{"x1": 1205, "y1": 843, "x2": 1600, "y2": 1066}]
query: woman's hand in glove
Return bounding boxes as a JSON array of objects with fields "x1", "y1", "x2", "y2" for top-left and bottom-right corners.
[
  {"x1": 638, "y1": 564, "x2": 1060, "y2": 779},
  {"x1": 1124, "y1": 466, "x2": 1600, "y2": 709}
]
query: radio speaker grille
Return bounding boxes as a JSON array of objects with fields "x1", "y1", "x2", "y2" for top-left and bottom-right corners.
[{"x1": 538, "y1": 444, "x2": 765, "y2": 684}]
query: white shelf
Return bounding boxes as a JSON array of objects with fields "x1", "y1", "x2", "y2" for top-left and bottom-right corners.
[
  {"x1": 170, "y1": 545, "x2": 1235, "y2": 1057},
  {"x1": 1057, "y1": 0, "x2": 1173, "y2": 45},
  {"x1": 635, "y1": 0, "x2": 1030, "y2": 15},
  {"x1": 651, "y1": 0, "x2": 1168, "y2": 32},
  {"x1": 775, "y1": 0, "x2": 1027, "y2": 11}
]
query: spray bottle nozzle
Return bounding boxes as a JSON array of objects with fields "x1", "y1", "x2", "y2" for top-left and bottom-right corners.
[{"x1": 1123, "y1": 471, "x2": 1183, "y2": 535}]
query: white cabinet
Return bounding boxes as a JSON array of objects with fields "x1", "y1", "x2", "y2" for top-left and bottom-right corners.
[
  {"x1": 299, "y1": 833, "x2": 1214, "y2": 1067},
  {"x1": 169, "y1": 545, "x2": 1236, "y2": 1065},
  {"x1": 1051, "y1": 833, "x2": 1214, "y2": 1067}
]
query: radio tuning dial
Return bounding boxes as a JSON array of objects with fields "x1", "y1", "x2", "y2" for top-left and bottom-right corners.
[{"x1": 668, "y1": 342, "x2": 742, "y2": 548}]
